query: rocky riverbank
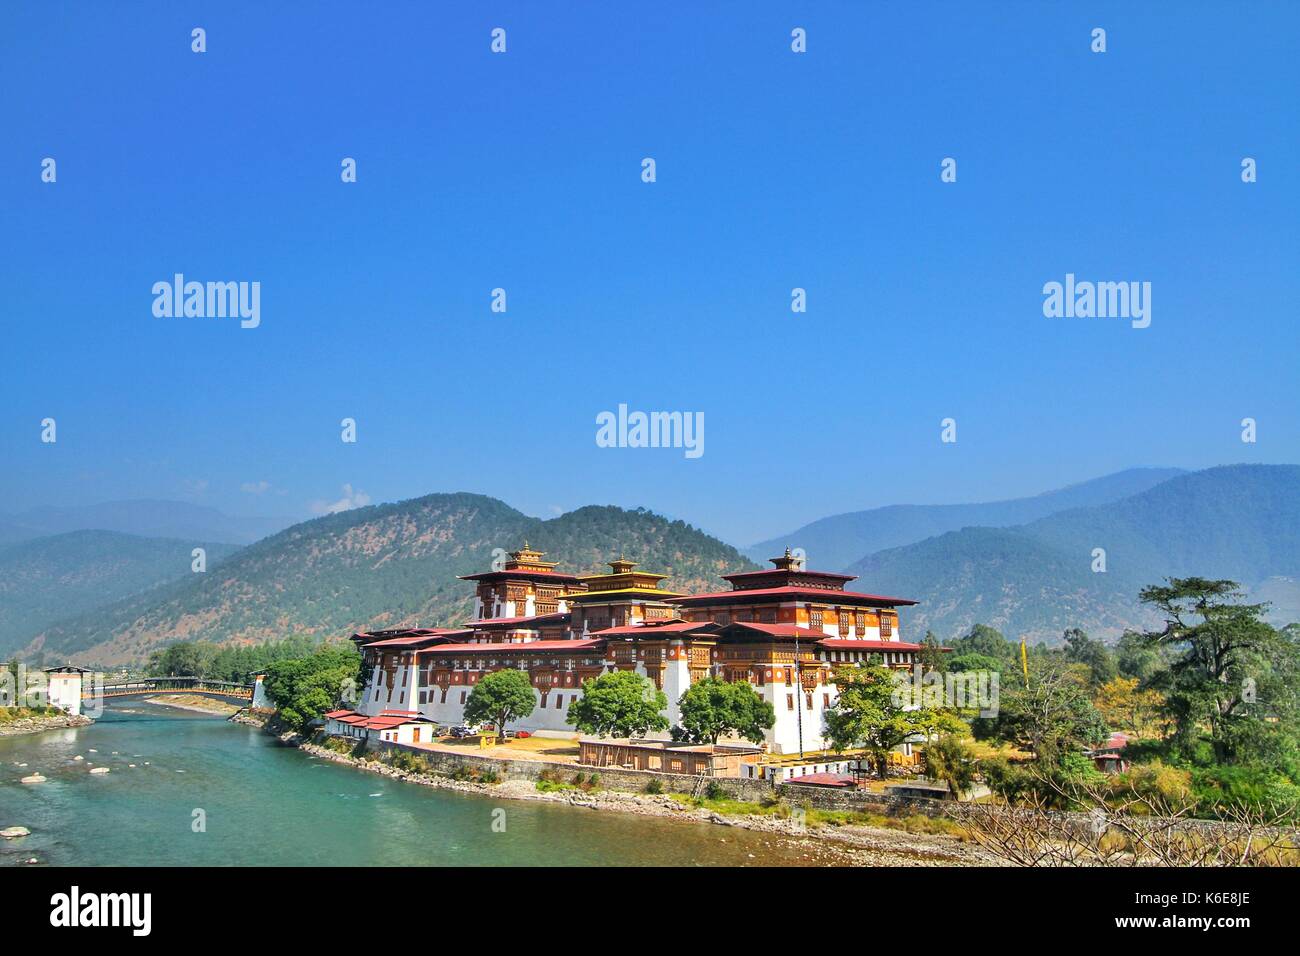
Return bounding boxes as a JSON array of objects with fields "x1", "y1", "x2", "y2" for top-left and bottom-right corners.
[
  {"x1": 0, "y1": 712, "x2": 92, "y2": 738},
  {"x1": 294, "y1": 738, "x2": 993, "y2": 866}
]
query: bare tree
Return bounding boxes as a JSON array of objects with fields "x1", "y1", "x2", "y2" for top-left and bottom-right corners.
[{"x1": 957, "y1": 778, "x2": 1300, "y2": 867}]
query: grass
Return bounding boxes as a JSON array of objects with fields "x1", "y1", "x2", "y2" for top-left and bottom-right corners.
[
  {"x1": 666, "y1": 792, "x2": 968, "y2": 838},
  {"x1": 0, "y1": 705, "x2": 59, "y2": 724}
]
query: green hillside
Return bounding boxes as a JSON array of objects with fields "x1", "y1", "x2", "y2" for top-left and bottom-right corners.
[
  {"x1": 848, "y1": 465, "x2": 1300, "y2": 643},
  {"x1": 0, "y1": 531, "x2": 241, "y2": 655},
  {"x1": 24, "y1": 493, "x2": 758, "y2": 666}
]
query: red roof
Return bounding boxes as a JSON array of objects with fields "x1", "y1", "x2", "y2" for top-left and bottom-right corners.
[
  {"x1": 358, "y1": 629, "x2": 470, "y2": 649},
  {"x1": 671, "y1": 586, "x2": 917, "y2": 606},
  {"x1": 424, "y1": 639, "x2": 606, "y2": 655},
  {"x1": 816, "y1": 638, "x2": 925, "y2": 651},
  {"x1": 787, "y1": 773, "x2": 858, "y2": 788},
  {"x1": 592, "y1": 620, "x2": 713, "y2": 637},
  {"x1": 469, "y1": 613, "x2": 569, "y2": 628},
  {"x1": 459, "y1": 569, "x2": 584, "y2": 583},
  {"x1": 724, "y1": 568, "x2": 856, "y2": 583},
  {"x1": 718, "y1": 622, "x2": 827, "y2": 640},
  {"x1": 323, "y1": 708, "x2": 428, "y2": 730}
]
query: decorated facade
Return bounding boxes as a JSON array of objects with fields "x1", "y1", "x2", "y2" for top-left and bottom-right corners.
[{"x1": 350, "y1": 546, "x2": 924, "y2": 753}]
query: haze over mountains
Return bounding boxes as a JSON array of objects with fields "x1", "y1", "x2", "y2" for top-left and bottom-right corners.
[
  {"x1": 17, "y1": 496, "x2": 757, "y2": 666},
  {"x1": 745, "y1": 467, "x2": 1189, "y2": 571},
  {"x1": 0, "y1": 500, "x2": 295, "y2": 547},
  {"x1": 2, "y1": 465, "x2": 1295, "y2": 666},
  {"x1": 848, "y1": 465, "x2": 1299, "y2": 643}
]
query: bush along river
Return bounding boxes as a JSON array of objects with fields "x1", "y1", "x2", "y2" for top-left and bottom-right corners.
[{"x1": 0, "y1": 699, "x2": 863, "y2": 867}]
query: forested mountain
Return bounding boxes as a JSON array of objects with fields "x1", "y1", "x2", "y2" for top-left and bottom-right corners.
[
  {"x1": 0, "y1": 531, "x2": 241, "y2": 655},
  {"x1": 747, "y1": 467, "x2": 1187, "y2": 571},
  {"x1": 847, "y1": 465, "x2": 1300, "y2": 643},
  {"x1": 22, "y1": 494, "x2": 758, "y2": 666}
]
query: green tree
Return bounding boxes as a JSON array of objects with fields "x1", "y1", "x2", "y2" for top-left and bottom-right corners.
[
  {"x1": 1137, "y1": 577, "x2": 1300, "y2": 763},
  {"x1": 566, "y1": 670, "x2": 669, "y2": 738},
  {"x1": 262, "y1": 643, "x2": 362, "y2": 731},
  {"x1": 1062, "y1": 627, "x2": 1118, "y2": 688},
  {"x1": 1116, "y1": 629, "x2": 1169, "y2": 682},
  {"x1": 464, "y1": 668, "x2": 537, "y2": 742},
  {"x1": 923, "y1": 732, "x2": 977, "y2": 799},
  {"x1": 919, "y1": 630, "x2": 949, "y2": 674},
  {"x1": 824, "y1": 664, "x2": 964, "y2": 778},
  {"x1": 675, "y1": 677, "x2": 775, "y2": 745},
  {"x1": 994, "y1": 657, "x2": 1108, "y2": 762}
]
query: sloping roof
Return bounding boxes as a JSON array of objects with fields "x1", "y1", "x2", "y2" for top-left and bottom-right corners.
[
  {"x1": 591, "y1": 620, "x2": 715, "y2": 637},
  {"x1": 816, "y1": 638, "x2": 926, "y2": 651},
  {"x1": 671, "y1": 586, "x2": 917, "y2": 607},
  {"x1": 424, "y1": 639, "x2": 606, "y2": 655},
  {"x1": 468, "y1": 613, "x2": 569, "y2": 629}
]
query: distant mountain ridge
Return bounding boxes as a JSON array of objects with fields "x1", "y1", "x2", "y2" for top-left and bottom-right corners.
[
  {"x1": 846, "y1": 465, "x2": 1300, "y2": 643},
  {"x1": 0, "y1": 531, "x2": 241, "y2": 656},
  {"x1": 0, "y1": 500, "x2": 295, "y2": 546},
  {"x1": 23, "y1": 494, "x2": 759, "y2": 666},
  {"x1": 746, "y1": 467, "x2": 1188, "y2": 571}
]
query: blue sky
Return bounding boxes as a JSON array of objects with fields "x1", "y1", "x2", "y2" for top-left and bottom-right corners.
[{"x1": 2, "y1": 1, "x2": 1296, "y2": 546}]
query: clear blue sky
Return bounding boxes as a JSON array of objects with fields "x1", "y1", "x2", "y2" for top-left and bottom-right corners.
[{"x1": 2, "y1": 2, "x2": 1296, "y2": 546}]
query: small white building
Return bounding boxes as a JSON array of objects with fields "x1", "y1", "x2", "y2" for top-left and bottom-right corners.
[
  {"x1": 44, "y1": 665, "x2": 93, "y2": 717},
  {"x1": 324, "y1": 709, "x2": 434, "y2": 744}
]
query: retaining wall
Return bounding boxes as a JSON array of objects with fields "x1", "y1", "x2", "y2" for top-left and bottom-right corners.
[{"x1": 366, "y1": 738, "x2": 951, "y2": 815}]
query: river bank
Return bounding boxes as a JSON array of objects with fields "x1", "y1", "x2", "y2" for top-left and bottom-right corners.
[
  {"x1": 145, "y1": 694, "x2": 240, "y2": 717},
  {"x1": 0, "y1": 711, "x2": 92, "y2": 738},
  {"x1": 292, "y1": 736, "x2": 991, "y2": 865},
  {"x1": 3, "y1": 700, "x2": 908, "y2": 867}
]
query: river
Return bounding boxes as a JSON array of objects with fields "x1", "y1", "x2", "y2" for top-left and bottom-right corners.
[{"x1": 0, "y1": 701, "x2": 845, "y2": 866}]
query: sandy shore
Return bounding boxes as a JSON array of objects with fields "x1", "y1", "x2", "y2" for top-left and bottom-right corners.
[{"x1": 144, "y1": 694, "x2": 240, "y2": 716}]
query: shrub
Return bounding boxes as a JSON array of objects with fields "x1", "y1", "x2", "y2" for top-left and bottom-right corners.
[{"x1": 645, "y1": 779, "x2": 664, "y2": 795}]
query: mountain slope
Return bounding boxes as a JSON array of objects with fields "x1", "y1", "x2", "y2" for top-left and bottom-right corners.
[
  {"x1": 847, "y1": 465, "x2": 1299, "y2": 643},
  {"x1": 1, "y1": 500, "x2": 294, "y2": 546},
  {"x1": 747, "y1": 467, "x2": 1187, "y2": 571},
  {"x1": 0, "y1": 531, "x2": 241, "y2": 656},
  {"x1": 23, "y1": 494, "x2": 759, "y2": 666}
]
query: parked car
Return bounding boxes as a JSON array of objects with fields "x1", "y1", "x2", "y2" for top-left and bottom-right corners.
[
  {"x1": 515, "y1": 731, "x2": 531, "y2": 739},
  {"x1": 449, "y1": 724, "x2": 480, "y2": 738}
]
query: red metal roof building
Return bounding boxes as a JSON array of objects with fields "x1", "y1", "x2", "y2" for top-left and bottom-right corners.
[{"x1": 351, "y1": 544, "x2": 930, "y2": 754}]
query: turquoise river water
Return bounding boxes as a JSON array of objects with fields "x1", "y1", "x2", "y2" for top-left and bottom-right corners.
[{"x1": 0, "y1": 700, "x2": 842, "y2": 867}]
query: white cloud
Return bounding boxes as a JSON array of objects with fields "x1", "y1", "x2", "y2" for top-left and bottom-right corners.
[
  {"x1": 241, "y1": 480, "x2": 272, "y2": 495},
  {"x1": 310, "y1": 483, "x2": 371, "y2": 515}
]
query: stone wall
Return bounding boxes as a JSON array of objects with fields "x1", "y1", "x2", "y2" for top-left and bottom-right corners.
[{"x1": 370, "y1": 739, "x2": 950, "y2": 814}]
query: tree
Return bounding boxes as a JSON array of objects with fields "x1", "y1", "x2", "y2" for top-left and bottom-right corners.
[
  {"x1": 262, "y1": 643, "x2": 362, "y2": 731},
  {"x1": 675, "y1": 677, "x2": 775, "y2": 745},
  {"x1": 566, "y1": 671, "x2": 669, "y2": 738},
  {"x1": 463, "y1": 668, "x2": 537, "y2": 742},
  {"x1": 1137, "y1": 577, "x2": 1300, "y2": 763},
  {"x1": 923, "y1": 732, "x2": 977, "y2": 799},
  {"x1": 1062, "y1": 628, "x2": 1118, "y2": 688},
  {"x1": 1115, "y1": 630, "x2": 1169, "y2": 682},
  {"x1": 824, "y1": 664, "x2": 963, "y2": 778},
  {"x1": 994, "y1": 657, "x2": 1108, "y2": 762},
  {"x1": 1094, "y1": 676, "x2": 1167, "y2": 738},
  {"x1": 919, "y1": 631, "x2": 949, "y2": 674}
]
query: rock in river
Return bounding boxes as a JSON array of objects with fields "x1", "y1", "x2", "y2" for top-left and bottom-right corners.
[{"x1": 1, "y1": 827, "x2": 31, "y2": 838}]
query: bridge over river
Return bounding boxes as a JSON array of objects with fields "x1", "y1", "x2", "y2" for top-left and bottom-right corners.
[{"x1": 84, "y1": 676, "x2": 254, "y2": 702}]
